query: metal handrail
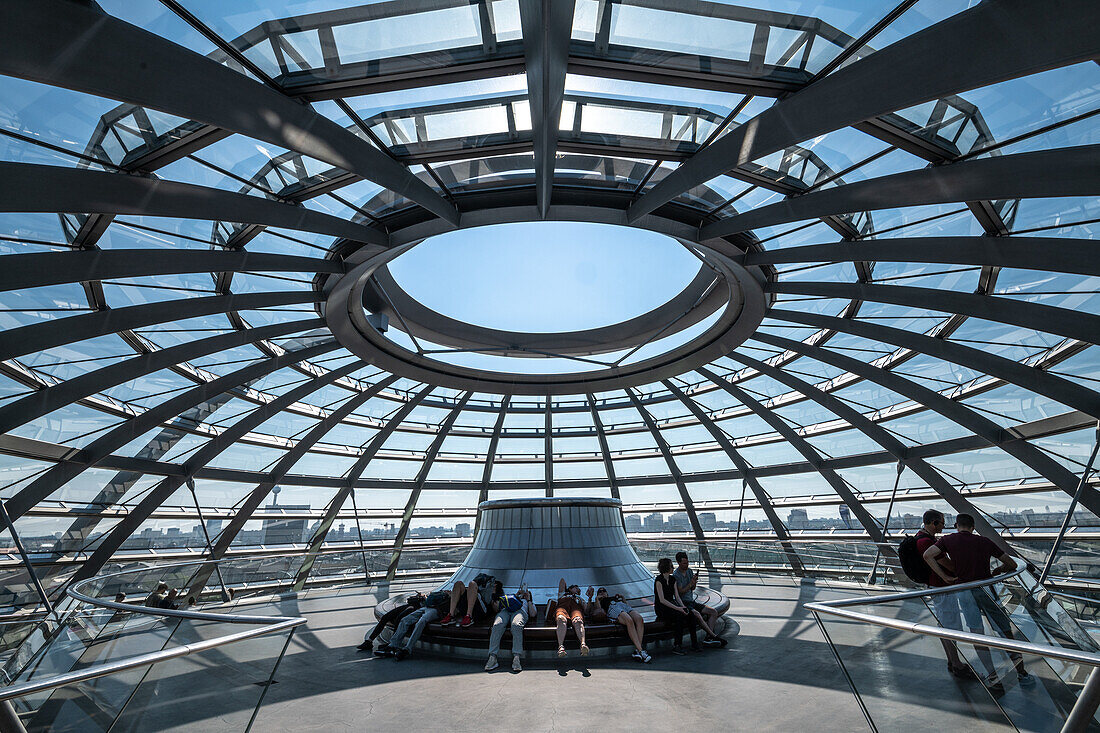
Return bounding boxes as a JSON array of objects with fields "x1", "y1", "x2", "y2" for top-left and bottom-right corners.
[
  {"x1": 805, "y1": 568, "x2": 1100, "y2": 733},
  {"x1": 0, "y1": 559, "x2": 307, "y2": 703}
]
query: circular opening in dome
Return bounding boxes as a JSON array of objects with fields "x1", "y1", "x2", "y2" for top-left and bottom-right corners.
[{"x1": 385, "y1": 221, "x2": 701, "y2": 333}]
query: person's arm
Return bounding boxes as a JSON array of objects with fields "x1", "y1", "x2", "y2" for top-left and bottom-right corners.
[
  {"x1": 671, "y1": 583, "x2": 688, "y2": 612},
  {"x1": 993, "y1": 552, "x2": 1017, "y2": 575},
  {"x1": 923, "y1": 545, "x2": 958, "y2": 584}
]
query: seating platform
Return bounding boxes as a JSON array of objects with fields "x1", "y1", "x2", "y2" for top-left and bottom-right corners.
[{"x1": 374, "y1": 586, "x2": 732, "y2": 658}]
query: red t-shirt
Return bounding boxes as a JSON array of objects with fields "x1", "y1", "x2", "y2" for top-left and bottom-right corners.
[
  {"x1": 935, "y1": 531, "x2": 1001, "y2": 583},
  {"x1": 914, "y1": 529, "x2": 945, "y2": 587}
]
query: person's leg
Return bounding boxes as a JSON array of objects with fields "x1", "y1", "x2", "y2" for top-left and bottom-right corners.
[
  {"x1": 510, "y1": 610, "x2": 526, "y2": 658},
  {"x1": 930, "y1": 592, "x2": 974, "y2": 674},
  {"x1": 685, "y1": 607, "x2": 700, "y2": 649},
  {"x1": 573, "y1": 613, "x2": 587, "y2": 653},
  {"x1": 630, "y1": 611, "x2": 646, "y2": 644},
  {"x1": 402, "y1": 608, "x2": 440, "y2": 650},
  {"x1": 691, "y1": 607, "x2": 715, "y2": 638},
  {"x1": 704, "y1": 605, "x2": 720, "y2": 629},
  {"x1": 488, "y1": 610, "x2": 507, "y2": 659},
  {"x1": 617, "y1": 613, "x2": 643, "y2": 652},
  {"x1": 958, "y1": 590, "x2": 995, "y2": 676},
  {"x1": 368, "y1": 606, "x2": 409, "y2": 641},
  {"x1": 389, "y1": 609, "x2": 422, "y2": 649},
  {"x1": 444, "y1": 582, "x2": 465, "y2": 620},
  {"x1": 555, "y1": 611, "x2": 567, "y2": 653},
  {"x1": 974, "y1": 587, "x2": 1029, "y2": 675},
  {"x1": 464, "y1": 581, "x2": 478, "y2": 617}
]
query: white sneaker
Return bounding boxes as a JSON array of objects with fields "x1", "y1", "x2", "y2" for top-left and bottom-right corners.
[
  {"x1": 642, "y1": 651, "x2": 653, "y2": 664},
  {"x1": 557, "y1": 645, "x2": 567, "y2": 658},
  {"x1": 512, "y1": 655, "x2": 522, "y2": 671},
  {"x1": 484, "y1": 655, "x2": 498, "y2": 671}
]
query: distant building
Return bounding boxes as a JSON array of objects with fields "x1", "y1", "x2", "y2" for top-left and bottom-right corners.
[
  {"x1": 699, "y1": 512, "x2": 717, "y2": 531},
  {"x1": 643, "y1": 513, "x2": 665, "y2": 532},
  {"x1": 262, "y1": 504, "x2": 311, "y2": 545},
  {"x1": 787, "y1": 509, "x2": 809, "y2": 529},
  {"x1": 624, "y1": 514, "x2": 643, "y2": 533},
  {"x1": 455, "y1": 523, "x2": 472, "y2": 537},
  {"x1": 669, "y1": 512, "x2": 690, "y2": 531}
]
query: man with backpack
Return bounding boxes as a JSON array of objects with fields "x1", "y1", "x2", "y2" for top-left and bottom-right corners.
[
  {"x1": 901, "y1": 509, "x2": 976, "y2": 679},
  {"x1": 923, "y1": 513, "x2": 1035, "y2": 691}
]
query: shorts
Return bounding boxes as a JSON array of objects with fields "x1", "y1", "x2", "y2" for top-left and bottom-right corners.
[
  {"x1": 930, "y1": 590, "x2": 963, "y2": 631},
  {"x1": 685, "y1": 600, "x2": 709, "y2": 614},
  {"x1": 555, "y1": 597, "x2": 584, "y2": 622},
  {"x1": 606, "y1": 600, "x2": 632, "y2": 621}
]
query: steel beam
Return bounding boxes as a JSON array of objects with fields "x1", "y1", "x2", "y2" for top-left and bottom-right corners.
[
  {"x1": 4, "y1": 340, "x2": 340, "y2": 520},
  {"x1": 0, "y1": 163, "x2": 386, "y2": 246},
  {"x1": 751, "y1": 332, "x2": 1100, "y2": 521},
  {"x1": 743, "y1": 236, "x2": 1100, "y2": 277},
  {"x1": 0, "y1": 290, "x2": 321, "y2": 364},
  {"x1": 0, "y1": 0, "x2": 458, "y2": 225},
  {"x1": 588, "y1": 394, "x2": 620, "y2": 500},
  {"x1": 627, "y1": 389, "x2": 717, "y2": 574},
  {"x1": 68, "y1": 360, "x2": 370, "y2": 585},
  {"x1": 519, "y1": 0, "x2": 575, "y2": 216},
  {"x1": 0, "y1": 250, "x2": 344, "y2": 293},
  {"x1": 766, "y1": 309, "x2": 1100, "y2": 418},
  {"x1": 662, "y1": 380, "x2": 805, "y2": 573},
  {"x1": 0, "y1": 318, "x2": 325, "y2": 436},
  {"x1": 251, "y1": 374, "x2": 402, "y2": 590},
  {"x1": 768, "y1": 281, "x2": 1100, "y2": 347},
  {"x1": 386, "y1": 393, "x2": 473, "y2": 580},
  {"x1": 724, "y1": 351, "x2": 1016, "y2": 554},
  {"x1": 701, "y1": 145, "x2": 1100, "y2": 238},
  {"x1": 691, "y1": 371, "x2": 889, "y2": 548},
  {"x1": 475, "y1": 396, "x2": 511, "y2": 534},
  {"x1": 630, "y1": 0, "x2": 1100, "y2": 220}
]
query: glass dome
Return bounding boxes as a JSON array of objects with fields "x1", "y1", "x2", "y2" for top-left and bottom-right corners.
[{"x1": 0, "y1": 0, "x2": 1097, "y2": 610}]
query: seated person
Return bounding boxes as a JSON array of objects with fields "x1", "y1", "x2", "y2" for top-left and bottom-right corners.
[
  {"x1": 673, "y1": 551, "x2": 725, "y2": 647},
  {"x1": 440, "y1": 572, "x2": 495, "y2": 628},
  {"x1": 553, "y1": 578, "x2": 589, "y2": 658},
  {"x1": 593, "y1": 588, "x2": 651, "y2": 663},
  {"x1": 379, "y1": 588, "x2": 450, "y2": 661},
  {"x1": 485, "y1": 583, "x2": 536, "y2": 672},
  {"x1": 655, "y1": 557, "x2": 699, "y2": 655},
  {"x1": 357, "y1": 591, "x2": 424, "y2": 652}
]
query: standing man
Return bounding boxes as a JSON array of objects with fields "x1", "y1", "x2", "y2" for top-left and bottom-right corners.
[
  {"x1": 913, "y1": 509, "x2": 975, "y2": 679},
  {"x1": 485, "y1": 583, "x2": 535, "y2": 672},
  {"x1": 673, "y1": 551, "x2": 725, "y2": 647},
  {"x1": 923, "y1": 513, "x2": 1035, "y2": 690}
]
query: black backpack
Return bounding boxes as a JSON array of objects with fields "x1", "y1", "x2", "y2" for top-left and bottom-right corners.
[{"x1": 897, "y1": 534, "x2": 931, "y2": 585}]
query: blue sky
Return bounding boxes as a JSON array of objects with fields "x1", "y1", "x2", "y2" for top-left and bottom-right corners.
[{"x1": 387, "y1": 222, "x2": 701, "y2": 333}]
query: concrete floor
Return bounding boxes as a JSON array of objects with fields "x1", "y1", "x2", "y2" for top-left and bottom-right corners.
[
  {"x1": 33, "y1": 573, "x2": 1074, "y2": 732},
  {"x1": 208, "y1": 574, "x2": 870, "y2": 732}
]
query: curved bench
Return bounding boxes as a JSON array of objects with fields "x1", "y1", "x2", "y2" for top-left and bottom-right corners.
[{"x1": 374, "y1": 587, "x2": 731, "y2": 657}]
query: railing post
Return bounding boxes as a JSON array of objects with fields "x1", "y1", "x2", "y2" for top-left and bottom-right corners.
[
  {"x1": 245, "y1": 627, "x2": 296, "y2": 733},
  {"x1": 866, "y1": 461, "x2": 904, "y2": 585},
  {"x1": 0, "y1": 700, "x2": 26, "y2": 733},
  {"x1": 1040, "y1": 421, "x2": 1100, "y2": 586},
  {"x1": 187, "y1": 478, "x2": 230, "y2": 602},
  {"x1": 0, "y1": 500, "x2": 57, "y2": 621},
  {"x1": 1061, "y1": 665, "x2": 1100, "y2": 733},
  {"x1": 731, "y1": 479, "x2": 746, "y2": 576}
]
